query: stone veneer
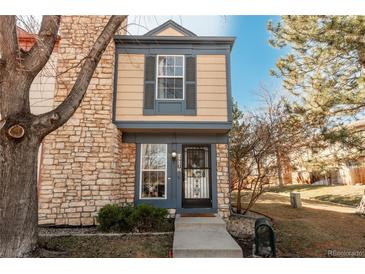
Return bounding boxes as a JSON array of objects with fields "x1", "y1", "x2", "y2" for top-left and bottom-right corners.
[
  {"x1": 216, "y1": 144, "x2": 231, "y2": 218},
  {"x1": 38, "y1": 16, "x2": 128, "y2": 226}
]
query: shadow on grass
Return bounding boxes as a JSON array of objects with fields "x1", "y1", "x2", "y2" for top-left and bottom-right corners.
[
  {"x1": 314, "y1": 194, "x2": 361, "y2": 207},
  {"x1": 268, "y1": 184, "x2": 327, "y2": 193}
]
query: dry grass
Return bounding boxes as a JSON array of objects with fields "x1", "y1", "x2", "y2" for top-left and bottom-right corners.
[
  {"x1": 268, "y1": 184, "x2": 365, "y2": 207},
  {"x1": 35, "y1": 234, "x2": 173, "y2": 258},
  {"x1": 249, "y1": 193, "x2": 365, "y2": 257}
]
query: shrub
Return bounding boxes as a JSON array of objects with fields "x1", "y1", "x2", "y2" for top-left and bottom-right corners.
[
  {"x1": 129, "y1": 204, "x2": 169, "y2": 232},
  {"x1": 96, "y1": 203, "x2": 169, "y2": 232},
  {"x1": 96, "y1": 204, "x2": 133, "y2": 232}
]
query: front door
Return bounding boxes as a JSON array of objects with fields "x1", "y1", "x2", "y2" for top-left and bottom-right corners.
[{"x1": 182, "y1": 145, "x2": 212, "y2": 208}]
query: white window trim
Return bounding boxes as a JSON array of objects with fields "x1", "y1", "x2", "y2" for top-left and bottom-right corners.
[
  {"x1": 155, "y1": 55, "x2": 185, "y2": 101},
  {"x1": 139, "y1": 144, "x2": 168, "y2": 200}
]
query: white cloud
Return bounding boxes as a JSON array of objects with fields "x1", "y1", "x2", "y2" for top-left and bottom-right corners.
[{"x1": 126, "y1": 15, "x2": 231, "y2": 36}]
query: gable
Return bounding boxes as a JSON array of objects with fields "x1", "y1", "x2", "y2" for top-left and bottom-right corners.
[
  {"x1": 155, "y1": 27, "x2": 186, "y2": 36},
  {"x1": 144, "y1": 20, "x2": 197, "y2": 37}
]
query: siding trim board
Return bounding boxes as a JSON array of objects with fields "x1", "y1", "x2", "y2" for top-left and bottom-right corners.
[
  {"x1": 114, "y1": 36, "x2": 235, "y2": 50},
  {"x1": 112, "y1": 45, "x2": 119, "y2": 122},
  {"x1": 122, "y1": 132, "x2": 229, "y2": 144},
  {"x1": 114, "y1": 121, "x2": 232, "y2": 131},
  {"x1": 117, "y1": 47, "x2": 230, "y2": 55},
  {"x1": 226, "y1": 53, "x2": 233, "y2": 122}
]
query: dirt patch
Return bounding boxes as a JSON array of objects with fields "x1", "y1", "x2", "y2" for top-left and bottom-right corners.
[{"x1": 32, "y1": 234, "x2": 173, "y2": 258}]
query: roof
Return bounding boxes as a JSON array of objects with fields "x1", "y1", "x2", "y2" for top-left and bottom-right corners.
[
  {"x1": 16, "y1": 26, "x2": 60, "y2": 52},
  {"x1": 144, "y1": 20, "x2": 197, "y2": 37},
  {"x1": 114, "y1": 20, "x2": 235, "y2": 51}
]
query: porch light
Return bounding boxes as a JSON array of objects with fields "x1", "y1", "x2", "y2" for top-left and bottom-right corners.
[{"x1": 171, "y1": 151, "x2": 177, "y2": 159}]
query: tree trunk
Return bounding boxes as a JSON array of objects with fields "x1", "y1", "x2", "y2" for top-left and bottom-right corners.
[
  {"x1": 0, "y1": 15, "x2": 126, "y2": 257},
  {"x1": 276, "y1": 148, "x2": 284, "y2": 187},
  {"x1": 290, "y1": 192, "x2": 302, "y2": 208},
  {"x1": 236, "y1": 188, "x2": 242, "y2": 214},
  {"x1": 0, "y1": 131, "x2": 40, "y2": 257}
]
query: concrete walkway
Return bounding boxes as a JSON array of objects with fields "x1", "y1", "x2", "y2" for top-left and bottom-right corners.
[{"x1": 173, "y1": 215, "x2": 242, "y2": 258}]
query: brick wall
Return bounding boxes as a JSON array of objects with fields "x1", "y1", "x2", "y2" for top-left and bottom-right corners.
[
  {"x1": 38, "y1": 16, "x2": 128, "y2": 226},
  {"x1": 216, "y1": 144, "x2": 231, "y2": 218}
]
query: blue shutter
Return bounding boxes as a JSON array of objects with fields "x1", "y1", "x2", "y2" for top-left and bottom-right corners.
[
  {"x1": 185, "y1": 55, "x2": 196, "y2": 111},
  {"x1": 144, "y1": 55, "x2": 156, "y2": 111}
]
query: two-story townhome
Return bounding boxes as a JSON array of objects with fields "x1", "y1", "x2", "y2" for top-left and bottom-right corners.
[{"x1": 37, "y1": 17, "x2": 234, "y2": 226}]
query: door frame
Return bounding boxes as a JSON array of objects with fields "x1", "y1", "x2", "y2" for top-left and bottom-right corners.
[
  {"x1": 133, "y1": 141, "x2": 219, "y2": 214},
  {"x1": 181, "y1": 144, "x2": 213, "y2": 209}
]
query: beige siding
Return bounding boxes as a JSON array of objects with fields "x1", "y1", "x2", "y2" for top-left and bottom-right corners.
[
  {"x1": 30, "y1": 54, "x2": 57, "y2": 115},
  {"x1": 115, "y1": 54, "x2": 228, "y2": 122},
  {"x1": 156, "y1": 27, "x2": 185, "y2": 36}
]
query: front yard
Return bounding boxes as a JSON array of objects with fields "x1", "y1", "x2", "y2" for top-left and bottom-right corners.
[
  {"x1": 34, "y1": 234, "x2": 173, "y2": 258},
  {"x1": 246, "y1": 191, "x2": 365, "y2": 257}
]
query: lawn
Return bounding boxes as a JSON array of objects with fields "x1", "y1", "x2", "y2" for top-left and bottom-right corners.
[
  {"x1": 268, "y1": 184, "x2": 365, "y2": 207},
  {"x1": 34, "y1": 234, "x2": 173, "y2": 258},
  {"x1": 248, "y1": 193, "x2": 365, "y2": 257}
]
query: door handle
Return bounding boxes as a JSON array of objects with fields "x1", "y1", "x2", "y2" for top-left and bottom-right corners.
[{"x1": 168, "y1": 177, "x2": 171, "y2": 180}]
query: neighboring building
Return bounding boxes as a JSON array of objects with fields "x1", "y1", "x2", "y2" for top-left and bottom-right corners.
[
  {"x1": 283, "y1": 119, "x2": 365, "y2": 186},
  {"x1": 36, "y1": 17, "x2": 234, "y2": 226}
]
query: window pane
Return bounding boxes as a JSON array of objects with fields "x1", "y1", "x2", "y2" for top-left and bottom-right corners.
[
  {"x1": 175, "y1": 88, "x2": 183, "y2": 99},
  {"x1": 158, "y1": 56, "x2": 166, "y2": 76},
  {"x1": 157, "y1": 78, "x2": 184, "y2": 99},
  {"x1": 166, "y1": 66, "x2": 174, "y2": 76},
  {"x1": 141, "y1": 171, "x2": 166, "y2": 198},
  {"x1": 158, "y1": 79, "x2": 166, "y2": 98},
  {"x1": 166, "y1": 89, "x2": 175, "y2": 98},
  {"x1": 166, "y1": 56, "x2": 174, "y2": 66},
  {"x1": 141, "y1": 144, "x2": 166, "y2": 198},
  {"x1": 175, "y1": 66, "x2": 183, "y2": 76},
  {"x1": 175, "y1": 56, "x2": 183, "y2": 66},
  {"x1": 175, "y1": 78, "x2": 183, "y2": 88}
]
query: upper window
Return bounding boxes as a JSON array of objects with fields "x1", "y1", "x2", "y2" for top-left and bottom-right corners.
[{"x1": 156, "y1": 55, "x2": 184, "y2": 100}]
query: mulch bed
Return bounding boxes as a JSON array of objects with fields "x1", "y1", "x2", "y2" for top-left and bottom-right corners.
[
  {"x1": 31, "y1": 233, "x2": 173, "y2": 258},
  {"x1": 226, "y1": 211, "x2": 272, "y2": 257}
]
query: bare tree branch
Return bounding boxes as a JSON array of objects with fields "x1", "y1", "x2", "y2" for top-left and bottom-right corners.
[
  {"x1": 0, "y1": 16, "x2": 19, "y2": 70},
  {"x1": 33, "y1": 15, "x2": 127, "y2": 137},
  {"x1": 22, "y1": 16, "x2": 61, "y2": 78}
]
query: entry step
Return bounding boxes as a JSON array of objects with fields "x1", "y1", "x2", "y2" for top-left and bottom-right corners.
[
  {"x1": 173, "y1": 216, "x2": 242, "y2": 258},
  {"x1": 175, "y1": 215, "x2": 226, "y2": 232}
]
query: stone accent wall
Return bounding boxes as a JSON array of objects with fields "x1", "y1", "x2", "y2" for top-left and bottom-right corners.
[
  {"x1": 216, "y1": 144, "x2": 231, "y2": 218},
  {"x1": 38, "y1": 16, "x2": 128, "y2": 226},
  {"x1": 120, "y1": 143, "x2": 136, "y2": 204}
]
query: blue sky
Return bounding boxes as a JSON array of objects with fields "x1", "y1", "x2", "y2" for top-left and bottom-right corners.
[
  {"x1": 227, "y1": 16, "x2": 283, "y2": 109},
  {"x1": 128, "y1": 15, "x2": 284, "y2": 109}
]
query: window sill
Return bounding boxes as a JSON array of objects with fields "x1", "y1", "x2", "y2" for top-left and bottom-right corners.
[
  {"x1": 144, "y1": 100, "x2": 196, "y2": 116},
  {"x1": 144, "y1": 109, "x2": 196, "y2": 116}
]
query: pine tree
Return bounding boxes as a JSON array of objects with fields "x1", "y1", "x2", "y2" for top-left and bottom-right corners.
[{"x1": 268, "y1": 16, "x2": 365, "y2": 127}]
